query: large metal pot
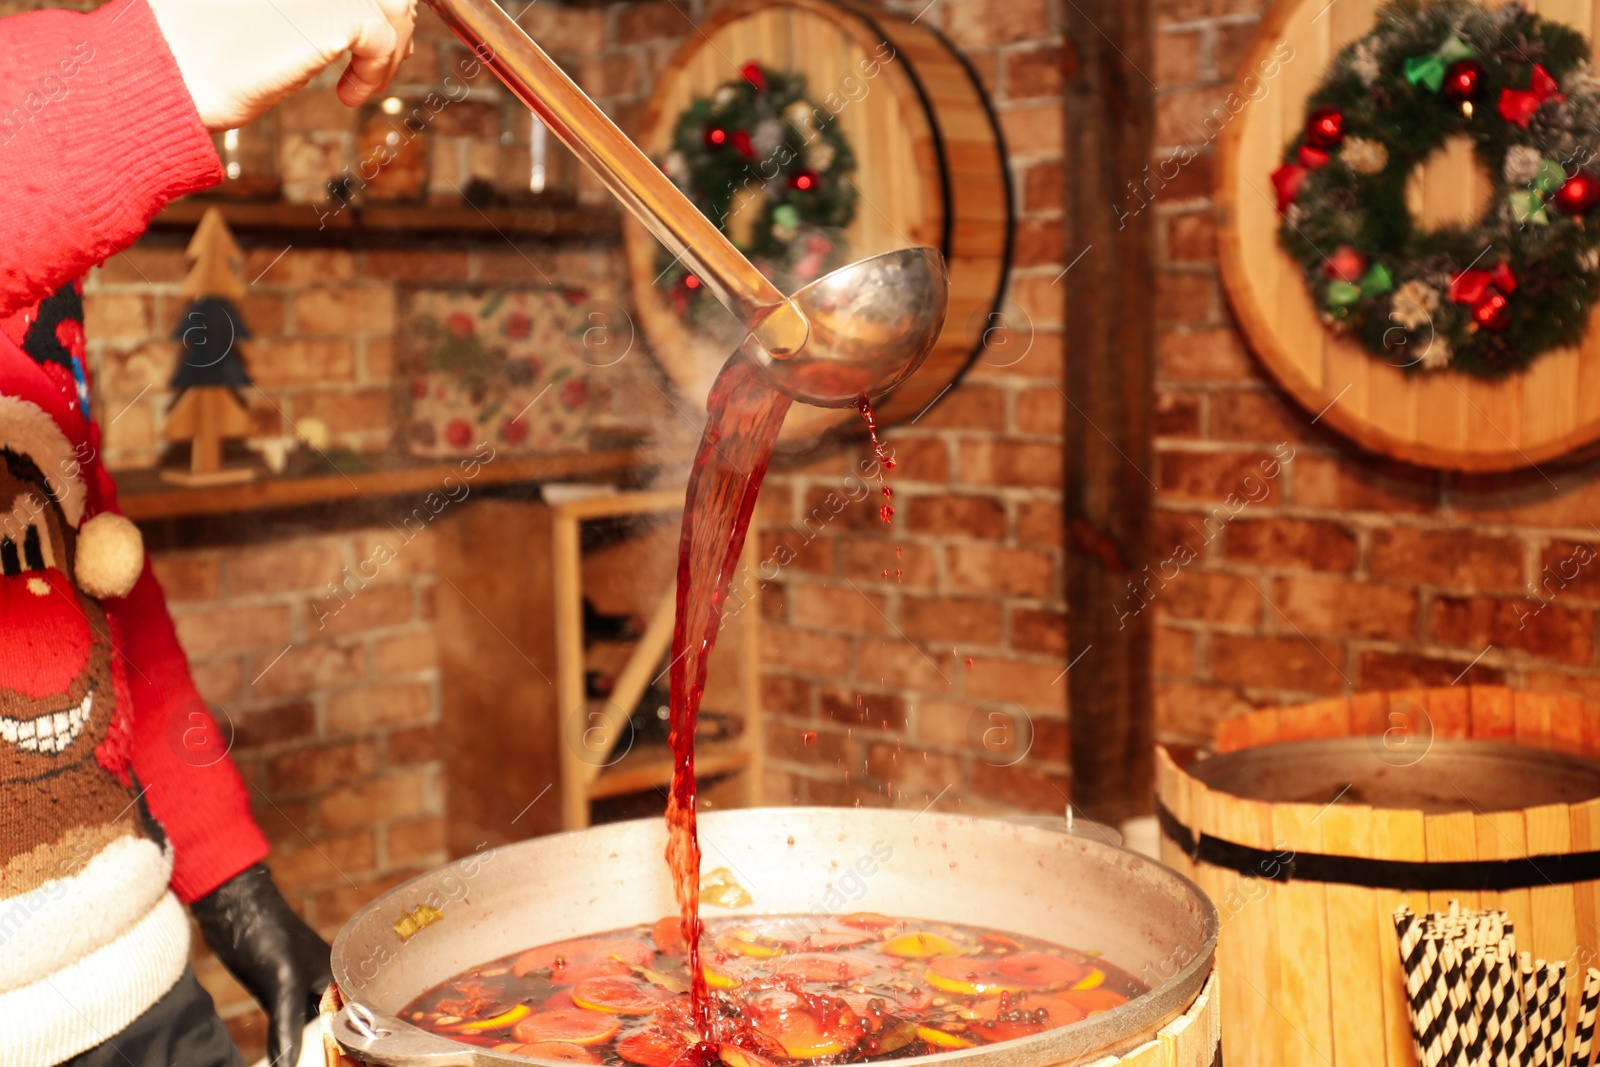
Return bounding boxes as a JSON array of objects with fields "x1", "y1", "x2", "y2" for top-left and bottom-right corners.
[{"x1": 328, "y1": 807, "x2": 1217, "y2": 1066}]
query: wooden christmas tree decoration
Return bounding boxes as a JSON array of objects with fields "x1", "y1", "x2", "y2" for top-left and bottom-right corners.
[{"x1": 160, "y1": 207, "x2": 258, "y2": 486}]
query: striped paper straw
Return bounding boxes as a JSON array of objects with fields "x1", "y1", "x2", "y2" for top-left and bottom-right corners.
[{"x1": 1567, "y1": 967, "x2": 1600, "y2": 1067}]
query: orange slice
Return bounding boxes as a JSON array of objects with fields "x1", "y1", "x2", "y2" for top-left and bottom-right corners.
[
  {"x1": 882, "y1": 933, "x2": 957, "y2": 958},
  {"x1": 510, "y1": 1008, "x2": 622, "y2": 1047}
]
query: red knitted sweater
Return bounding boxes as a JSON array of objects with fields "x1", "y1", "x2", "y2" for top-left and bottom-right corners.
[{"x1": 0, "y1": 0, "x2": 269, "y2": 901}]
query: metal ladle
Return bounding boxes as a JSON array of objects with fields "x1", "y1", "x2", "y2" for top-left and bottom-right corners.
[{"x1": 424, "y1": 0, "x2": 949, "y2": 409}]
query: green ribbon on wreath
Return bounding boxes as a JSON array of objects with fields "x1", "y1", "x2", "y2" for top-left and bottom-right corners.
[
  {"x1": 1509, "y1": 189, "x2": 1551, "y2": 225},
  {"x1": 1327, "y1": 281, "x2": 1363, "y2": 308},
  {"x1": 1360, "y1": 263, "x2": 1394, "y2": 296},
  {"x1": 1404, "y1": 35, "x2": 1474, "y2": 91}
]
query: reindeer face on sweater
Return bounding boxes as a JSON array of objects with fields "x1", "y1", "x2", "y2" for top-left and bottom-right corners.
[
  {"x1": 0, "y1": 450, "x2": 135, "y2": 880},
  {"x1": 0, "y1": 451, "x2": 113, "y2": 776}
]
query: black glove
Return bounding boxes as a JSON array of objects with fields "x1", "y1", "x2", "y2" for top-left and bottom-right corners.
[{"x1": 192, "y1": 863, "x2": 332, "y2": 1067}]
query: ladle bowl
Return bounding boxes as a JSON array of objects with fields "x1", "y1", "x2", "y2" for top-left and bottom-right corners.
[
  {"x1": 748, "y1": 247, "x2": 948, "y2": 408},
  {"x1": 423, "y1": 0, "x2": 950, "y2": 408}
]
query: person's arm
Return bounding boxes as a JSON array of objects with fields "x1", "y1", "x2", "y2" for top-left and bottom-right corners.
[{"x1": 0, "y1": 0, "x2": 220, "y2": 321}]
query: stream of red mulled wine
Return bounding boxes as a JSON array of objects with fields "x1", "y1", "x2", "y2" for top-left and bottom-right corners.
[
  {"x1": 667, "y1": 356, "x2": 892, "y2": 1059},
  {"x1": 666, "y1": 352, "x2": 791, "y2": 1056}
]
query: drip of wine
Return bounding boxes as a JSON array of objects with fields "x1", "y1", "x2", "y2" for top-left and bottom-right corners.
[
  {"x1": 667, "y1": 352, "x2": 792, "y2": 1047},
  {"x1": 855, "y1": 396, "x2": 897, "y2": 524}
]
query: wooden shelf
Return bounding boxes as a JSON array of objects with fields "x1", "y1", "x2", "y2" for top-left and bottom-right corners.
[
  {"x1": 587, "y1": 739, "x2": 751, "y2": 801},
  {"x1": 114, "y1": 445, "x2": 685, "y2": 522},
  {"x1": 147, "y1": 197, "x2": 621, "y2": 244}
]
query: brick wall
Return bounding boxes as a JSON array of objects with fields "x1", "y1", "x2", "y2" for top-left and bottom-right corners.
[
  {"x1": 63, "y1": 0, "x2": 1064, "y2": 1054},
  {"x1": 1150, "y1": 0, "x2": 1600, "y2": 749}
]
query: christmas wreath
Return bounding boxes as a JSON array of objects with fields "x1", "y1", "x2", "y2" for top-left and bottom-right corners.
[
  {"x1": 1272, "y1": 0, "x2": 1600, "y2": 377},
  {"x1": 657, "y1": 62, "x2": 857, "y2": 333}
]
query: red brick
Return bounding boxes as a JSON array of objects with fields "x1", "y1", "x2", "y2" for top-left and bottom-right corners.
[
  {"x1": 250, "y1": 641, "x2": 364, "y2": 699},
  {"x1": 1534, "y1": 540, "x2": 1600, "y2": 602},
  {"x1": 1155, "y1": 84, "x2": 1254, "y2": 146},
  {"x1": 887, "y1": 437, "x2": 951, "y2": 483},
  {"x1": 1154, "y1": 271, "x2": 1216, "y2": 325},
  {"x1": 373, "y1": 632, "x2": 439, "y2": 677},
  {"x1": 1430, "y1": 596, "x2": 1594, "y2": 665},
  {"x1": 856, "y1": 638, "x2": 954, "y2": 692},
  {"x1": 1022, "y1": 160, "x2": 1064, "y2": 215},
  {"x1": 240, "y1": 293, "x2": 287, "y2": 337},
  {"x1": 799, "y1": 486, "x2": 880, "y2": 532},
  {"x1": 900, "y1": 596, "x2": 1004, "y2": 646},
  {"x1": 865, "y1": 743, "x2": 964, "y2": 797},
  {"x1": 1156, "y1": 626, "x2": 1197, "y2": 676},
  {"x1": 327, "y1": 682, "x2": 435, "y2": 735},
  {"x1": 316, "y1": 770, "x2": 433, "y2": 831},
  {"x1": 1012, "y1": 218, "x2": 1066, "y2": 268},
  {"x1": 245, "y1": 248, "x2": 355, "y2": 285},
  {"x1": 1166, "y1": 212, "x2": 1216, "y2": 261},
  {"x1": 1155, "y1": 31, "x2": 1201, "y2": 85},
  {"x1": 1225, "y1": 518, "x2": 1357, "y2": 572},
  {"x1": 1153, "y1": 569, "x2": 1259, "y2": 625},
  {"x1": 296, "y1": 389, "x2": 393, "y2": 433},
  {"x1": 150, "y1": 554, "x2": 221, "y2": 602},
  {"x1": 294, "y1": 287, "x2": 395, "y2": 335},
  {"x1": 174, "y1": 604, "x2": 291, "y2": 659},
  {"x1": 1369, "y1": 528, "x2": 1525, "y2": 592},
  {"x1": 1208, "y1": 389, "x2": 1314, "y2": 445},
  {"x1": 770, "y1": 723, "x2": 855, "y2": 764},
  {"x1": 363, "y1": 250, "x2": 470, "y2": 282},
  {"x1": 1155, "y1": 390, "x2": 1201, "y2": 437},
  {"x1": 249, "y1": 338, "x2": 357, "y2": 386},
  {"x1": 226, "y1": 539, "x2": 345, "y2": 597},
  {"x1": 191, "y1": 661, "x2": 243, "y2": 707},
  {"x1": 1005, "y1": 44, "x2": 1064, "y2": 99},
  {"x1": 249, "y1": 796, "x2": 314, "y2": 846},
  {"x1": 1292, "y1": 456, "x2": 1439, "y2": 513},
  {"x1": 970, "y1": 762, "x2": 1069, "y2": 813},
  {"x1": 761, "y1": 626, "x2": 854, "y2": 678},
  {"x1": 94, "y1": 246, "x2": 188, "y2": 284},
  {"x1": 906, "y1": 494, "x2": 1006, "y2": 540},
  {"x1": 1155, "y1": 682, "x2": 1264, "y2": 743},
  {"x1": 944, "y1": 0, "x2": 1051, "y2": 48},
  {"x1": 1158, "y1": 449, "x2": 1286, "y2": 504},
  {"x1": 762, "y1": 674, "x2": 813, "y2": 717},
  {"x1": 1016, "y1": 387, "x2": 1065, "y2": 437},
  {"x1": 946, "y1": 544, "x2": 1057, "y2": 598},
  {"x1": 613, "y1": 1, "x2": 694, "y2": 45},
  {"x1": 1157, "y1": 327, "x2": 1255, "y2": 382},
  {"x1": 387, "y1": 817, "x2": 447, "y2": 868},
  {"x1": 1017, "y1": 501, "x2": 1063, "y2": 547},
  {"x1": 791, "y1": 583, "x2": 888, "y2": 634},
  {"x1": 1209, "y1": 634, "x2": 1348, "y2": 693},
  {"x1": 964, "y1": 657, "x2": 1065, "y2": 707},
  {"x1": 1215, "y1": 22, "x2": 1263, "y2": 77},
  {"x1": 1274, "y1": 574, "x2": 1417, "y2": 641},
  {"x1": 388, "y1": 725, "x2": 438, "y2": 765},
  {"x1": 1358, "y1": 650, "x2": 1504, "y2": 689},
  {"x1": 819, "y1": 689, "x2": 908, "y2": 732},
  {"x1": 308, "y1": 583, "x2": 414, "y2": 636},
  {"x1": 308, "y1": 870, "x2": 420, "y2": 929},
  {"x1": 911, "y1": 385, "x2": 1007, "y2": 431},
  {"x1": 266, "y1": 740, "x2": 379, "y2": 796},
  {"x1": 760, "y1": 530, "x2": 834, "y2": 578},
  {"x1": 839, "y1": 539, "x2": 936, "y2": 589},
  {"x1": 232, "y1": 701, "x2": 315, "y2": 750},
  {"x1": 83, "y1": 292, "x2": 151, "y2": 340},
  {"x1": 960, "y1": 440, "x2": 1063, "y2": 489},
  {"x1": 1013, "y1": 607, "x2": 1067, "y2": 656},
  {"x1": 268, "y1": 832, "x2": 376, "y2": 892}
]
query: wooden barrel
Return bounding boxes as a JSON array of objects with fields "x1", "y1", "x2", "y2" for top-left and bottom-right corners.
[
  {"x1": 621, "y1": 0, "x2": 1010, "y2": 454},
  {"x1": 1218, "y1": 0, "x2": 1600, "y2": 471},
  {"x1": 1157, "y1": 686, "x2": 1600, "y2": 1067}
]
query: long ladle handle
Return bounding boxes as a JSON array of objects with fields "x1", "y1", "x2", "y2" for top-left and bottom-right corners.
[{"x1": 425, "y1": 0, "x2": 808, "y2": 356}]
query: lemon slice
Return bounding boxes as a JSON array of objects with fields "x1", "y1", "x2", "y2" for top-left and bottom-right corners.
[
  {"x1": 1071, "y1": 969, "x2": 1105, "y2": 990},
  {"x1": 917, "y1": 1026, "x2": 977, "y2": 1049},
  {"x1": 882, "y1": 932, "x2": 957, "y2": 958}
]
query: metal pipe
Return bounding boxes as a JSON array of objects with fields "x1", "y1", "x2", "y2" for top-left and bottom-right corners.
[{"x1": 425, "y1": 0, "x2": 809, "y2": 358}]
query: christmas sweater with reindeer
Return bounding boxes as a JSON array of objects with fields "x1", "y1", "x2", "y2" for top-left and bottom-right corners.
[{"x1": 0, "y1": 0, "x2": 269, "y2": 1061}]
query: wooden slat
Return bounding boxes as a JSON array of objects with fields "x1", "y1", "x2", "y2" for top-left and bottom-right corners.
[
  {"x1": 1371, "y1": 806, "x2": 1427, "y2": 1067},
  {"x1": 1271, "y1": 803, "x2": 1335, "y2": 1066},
  {"x1": 1322, "y1": 803, "x2": 1387, "y2": 1067},
  {"x1": 1425, "y1": 809, "x2": 1480, "y2": 913},
  {"x1": 1528, "y1": 803, "x2": 1579, "y2": 969},
  {"x1": 1471, "y1": 685, "x2": 1516, "y2": 741}
]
